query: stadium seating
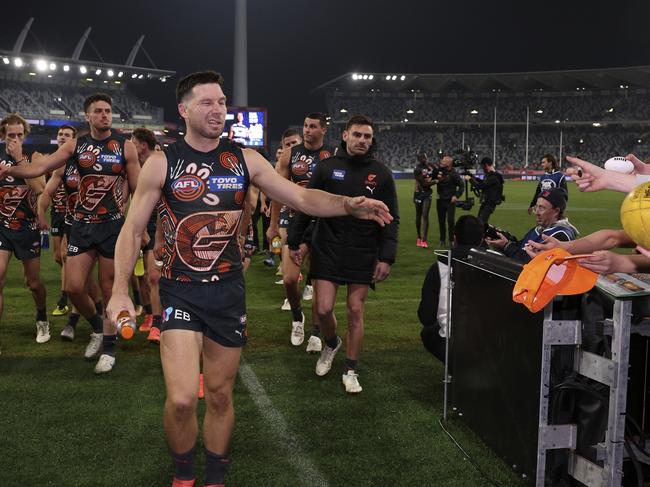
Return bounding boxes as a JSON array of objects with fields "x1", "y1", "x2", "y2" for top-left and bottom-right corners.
[
  {"x1": 0, "y1": 79, "x2": 163, "y2": 124},
  {"x1": 325, "y1": 89, "x2": 650, "y2": 169}
]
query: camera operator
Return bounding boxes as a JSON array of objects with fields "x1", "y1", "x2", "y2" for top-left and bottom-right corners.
[
  {"x1": 464, "y1": 157, "x2": 503, "y2": 224},
  {"x1": 486, "y1": 188, "x2": 577, "y2": 263},
  {"x1": 413, "y1": 152, "x2": 436, "y2": 248},
  {"x1": 435, "y1": 153, "x2": 464, "y2": 247}
]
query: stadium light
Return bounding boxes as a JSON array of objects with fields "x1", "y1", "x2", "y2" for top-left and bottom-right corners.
[
  {"x1": 592, "y1": 122, "x2": 602, "y2": 127},
  {"x1": 403, "y1": 118, "x2": 408, "y2": 122},
  {"x1": 178, "y1": 131, "x2": 185, "y2": 136},
  {"x1": 638, "y1": 139, "x2": 642, "y2": 143},
  {"x1": 535, "y1": 109, "x2": 543, "y2": 114},
  {"x1": 117, "y1": 71, "x2": 123, "y2": 77},
  {"x1": 28, "y1": 72, "x2": 36, "y2": 76},
  {"x1": 362, "y1": 74, "x2": 368, "y2": 80},
  {"x1": 368, "y1": 75, "x2": 374, "y2": 80},
  {"x1": 138, "y1": 74, "x2": 144, "y2": 79},
  {"x1": 115, "y1": 81, "x2": 121, "y2": 85},
  {"x1": 95, "y1": 69, "x2": 102, "y2": 75},
  {"x1": 352, "y1": 73, "x2": 358, "y2": 80},
  {"x1": 107, "y1": 69, "x2": 114, "y2": 77},
  {"x1": 35, "y1": 59, "x2": 48, "y2": 71},
  {"x1": 391, "y1": 75, "x2": 397, "y2": 80},
  {"x1": 607, "y1": 107, "x2": 614, "y2": 113},
  {"x1": 400, "y1": 75, "x2": 406, "y2": 81},
  {"x1": 14, "y1": 57, "x2": 24, "y2": 67},
  {"x1": 1, "y1": 57, "x2": 8, "y2": 65},
  {"x1": 554, "y1": 120, "x2": 561, "y2": 124},
  {"x1": 80, "y1": 66, "x2": 87, "y2": 74},
  {"x1": 385, "y1": 75, "x2": 391, "y2": 80},
  {"x1": 131, "y1": 73, "x2": 138, "y2": 79},
  {"x1": 470, "y1": 109, "x2": 478, "y2": 115},
  {"x1": 406, "y1": 109, "x2": 414, "y2": 114},
  {"x1": 63, "y1": 64, "x2": 70, "y2": 72},
  {"x1": 579, "y1": 139, "x2": 584, "y2": 144},
  {"x1": 49, "y1": 62, "x2": 56, "y2": 71},
  {"x1": 340, "y1": 108, "x2": 348, "y2": 113}
]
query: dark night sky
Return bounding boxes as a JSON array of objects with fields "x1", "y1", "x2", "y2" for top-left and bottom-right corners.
[{"x1": 2, "y1": 0, "x2": 650, "y2": 140}]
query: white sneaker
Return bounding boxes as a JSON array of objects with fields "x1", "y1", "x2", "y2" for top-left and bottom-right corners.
[
  {"x1": 84, "y1": 332, "x2": 103, "y2": 359},
  {"x1": 316, "y1": 337, "x2": 342, "y2": 376},
  {"x1": 94, "y1": 354, "x2": 115, "y2": 374},
  {"x1": 302, "y1": 284, "x2": 313, "y2": 301},
  {"x1": 306, "y1": 335, "x2": 322, "y2": 353},
  {"x1": 35, "y1": 320, "x2": 51, "y2": 343},
  {"x1": 281, "y1": 298, "x2": 291, "y2": 311},
  {"x1": 342, "y1": 370, "x2": 363, "y2": 394},
  {"x1": 60, "y1": 325, "x2": 75, "y2": 341},
  {"x1": 291, "y1": 313, "x2": 305, "y2": 346},
  {"x1": 275, "y1": 278, "x2": 284, "y2": 285}
]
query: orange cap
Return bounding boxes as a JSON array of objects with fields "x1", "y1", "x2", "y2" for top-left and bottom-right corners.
[{"x1": 513, "y1": 248, "x2": 598, "y2": 313}]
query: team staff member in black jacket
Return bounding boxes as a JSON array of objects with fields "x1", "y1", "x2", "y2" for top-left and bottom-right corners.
[
  {"x1": 435, "y1": 154, "x2": 464, "y2": 247},
  {"x1": 288, "y1": 115, "x2": 399, "y2": 394},
  {"x1": 464, "y1": 157, "x2": 504, "y2": 224}
]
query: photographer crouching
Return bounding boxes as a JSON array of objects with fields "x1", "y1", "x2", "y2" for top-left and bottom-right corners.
[
  {"x1": 486, "y1": 188, "x2": 578, "y2": 263},
  {"x1": 464, "y1": 157, "x2": 504, "y2": 224}
]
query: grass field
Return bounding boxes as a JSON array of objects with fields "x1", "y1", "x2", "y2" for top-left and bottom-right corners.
[{"x1": 0, "y1": 180, "x2": 626, "y2": 486}]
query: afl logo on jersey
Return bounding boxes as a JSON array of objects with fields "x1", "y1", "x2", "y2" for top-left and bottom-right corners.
[
  {"x1": 292, "y1": 158, "x2": 311, "y2": 176},
  {"x1": 220, "y1": 152, "x2": 239, "y2": 170},
  {"x1": 66, "y1": 172, "x2": 80, "y2": 189},
  {"x1": 172, "y1": 175, "x2": 205, "y2": 201},
  {"x1": 107, "y1": 140, "x2": 120, "y2": 153},
  {"x1": 319, "y1": 150, "x2": 331, "y2": 160},
  {"x1": 78, "y1": 151, "x2": 96, "y2": 168}
]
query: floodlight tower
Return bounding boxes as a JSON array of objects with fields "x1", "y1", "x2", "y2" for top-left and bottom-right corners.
[{"x1": 233, "y1": 0, "x2": 248, "y2": 106}]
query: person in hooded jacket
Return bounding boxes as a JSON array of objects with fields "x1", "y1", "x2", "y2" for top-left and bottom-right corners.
[{"x1": 288, "y1": 114, "x2": 399, "y2": 394}]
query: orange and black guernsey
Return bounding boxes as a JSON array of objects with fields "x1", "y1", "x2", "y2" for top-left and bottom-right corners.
[
  {"x1": 0, "y1": 147, "x2": 38, "y2": 231},
  {"x1": 288, "y1": 143, "x2": 334, "y2": 187},
  {"x1": 157, "y1": 139, "x2": 250, "y2": 283},
  {"x1": 72, "y1": 133, "x2": 128, "y2": 223}
]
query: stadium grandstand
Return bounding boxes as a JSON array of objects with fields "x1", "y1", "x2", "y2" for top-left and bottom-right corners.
[
  {"x1": 0, "y1": 17, "x2": 176, "y2": 151},
  {"x1": 317, "y1": 67, "x2": 650, "y2": 170}
]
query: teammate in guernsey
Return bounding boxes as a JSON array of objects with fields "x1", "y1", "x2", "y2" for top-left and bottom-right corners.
[
  {"x1": 228, "y1": 112, "x2": 249, "y2": 145},
  {"x1": 267, "y1": 113, "x2": 334, "y2": 350},
  {"x1": 0, "y1": 114, "x2": 49, "y2": 344},
  {"x1": 288, "y1": 115, "x2": 399, "y2": 394},
  {"x1": 105, "y1": 71, "x2": 392, "y2": 487},
  {"x1": 38, "y1": 125, "x2": 77, "y2": 316},
  {"x1": 0, "y1": 94, "x2": 140, "y2": 373},
  {"x1": 38, "y1": 135, "x2": 103, "y2": 342},
  {"x1": 130, "y1": 127, "x2": 163, "y2": 343}
]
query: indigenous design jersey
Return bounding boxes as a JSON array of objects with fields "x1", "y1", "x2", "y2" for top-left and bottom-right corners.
[
  {"x1": 0, "y1": 147, "x2": 38, "y2": 230},
  {"x1": 51, "y1": 181, "x2": 67, "y2": 215},
  {"x1": 72, "y1": 133, "x2": 127, "y2": 223},
  {"x1": 289, "y1": 143, "x2": 333, "y2": 187},
  {"x1": 157, "y1": 139, "x2": 250, "y2": 283},
  {"x1": 62, "y1": 160, "x2": 80, "y2": 225}
]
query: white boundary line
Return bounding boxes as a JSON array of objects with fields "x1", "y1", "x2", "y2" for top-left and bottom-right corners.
[{"x1": 238, "y1": 361, "x2": 329, "y2": 486}]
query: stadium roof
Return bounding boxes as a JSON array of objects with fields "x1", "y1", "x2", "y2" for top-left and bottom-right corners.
[{"x1": 315, "y1": 66, "x2": 650, "y2": 93}]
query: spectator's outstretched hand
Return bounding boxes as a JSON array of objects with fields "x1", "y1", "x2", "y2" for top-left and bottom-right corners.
[{"x1": 567, "y1": 155, "x2": 637, "y2": 194}]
